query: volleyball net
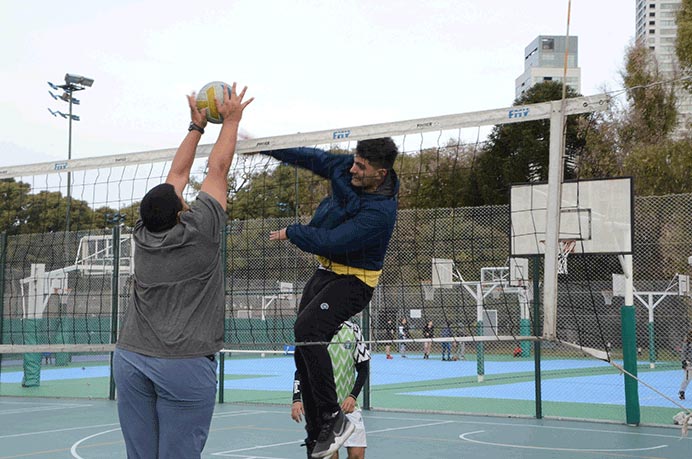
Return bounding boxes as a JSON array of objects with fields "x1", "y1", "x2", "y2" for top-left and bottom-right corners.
[{"x1": 1, "y1": 94, "x2": 691, "y2": 424}]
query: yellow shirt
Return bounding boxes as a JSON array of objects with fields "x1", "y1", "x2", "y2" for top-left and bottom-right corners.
[{"x1": 317, "y1": 256, "x2": 382, "y2": 288}]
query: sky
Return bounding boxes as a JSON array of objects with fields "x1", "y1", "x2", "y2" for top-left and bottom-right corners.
[{"x1": 0, "y1": 0, "x2": 636, "y2": 168}]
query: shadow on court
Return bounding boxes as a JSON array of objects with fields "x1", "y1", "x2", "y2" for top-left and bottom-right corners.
[{"x1": 0, "y1": 397, "x2": 690, "y2": 459}]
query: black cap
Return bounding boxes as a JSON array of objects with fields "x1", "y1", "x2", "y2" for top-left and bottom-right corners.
[{"x1": 140, "y1": 183, "x2": 183, "y2": 232}]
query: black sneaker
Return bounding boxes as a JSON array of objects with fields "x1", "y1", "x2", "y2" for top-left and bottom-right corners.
[
  {"x1": 680, "y1": 391, "x2": 686, "y2": 400},
  {"x1": 300, "y1": 438, "x2": 316, "y2": 459},
  {"x1": 311, "y1": 410, "x2": 354, "y2": 458}
]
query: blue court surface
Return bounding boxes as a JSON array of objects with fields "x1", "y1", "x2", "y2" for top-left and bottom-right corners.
[
  {"x1": 1, "y1": 398, "x2": 691, "y2": 459},
  {"x1": 2, "y1": 354, "x2": 688, "y2": 410}
]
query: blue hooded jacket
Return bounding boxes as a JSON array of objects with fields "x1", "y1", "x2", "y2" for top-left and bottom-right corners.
[{"x1": 261, "y1": 147, "x2": 398, "y2": 271}]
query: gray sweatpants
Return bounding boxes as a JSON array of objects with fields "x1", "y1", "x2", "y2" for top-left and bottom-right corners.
[{"x1": 113, "y1": 348, "x2": 218, "y2": 459}]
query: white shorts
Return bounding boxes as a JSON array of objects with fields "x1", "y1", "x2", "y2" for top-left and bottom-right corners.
[{"x1": 343, "y1": 409, "x2": 367, "y2": 448}]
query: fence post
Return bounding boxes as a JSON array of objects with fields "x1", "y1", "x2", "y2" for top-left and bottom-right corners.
[
  {"x1": 109, "y1": 225, "x2": 121, "y2": 401},
  {"x1": 219, "y1": 224, "x2": 228, "y2": 404},
  {"x1": 0, "y1": 232, "x2": 7, "y2": 374},
  {"x1": 532, "y1": 255, "x2": 542, "y2": 419},
  {"x1": 362, "y1": 301, "x2": 371, "y2": 410}
]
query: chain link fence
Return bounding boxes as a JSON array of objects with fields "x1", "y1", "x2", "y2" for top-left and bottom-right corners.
[{"x1": 2, "y1": 193, "x2": 691, "y2": 424}]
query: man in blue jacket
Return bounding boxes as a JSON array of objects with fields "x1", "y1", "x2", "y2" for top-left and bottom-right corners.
[{"x1": 263, "y1": 138, "x2": 398, "y2": 458}]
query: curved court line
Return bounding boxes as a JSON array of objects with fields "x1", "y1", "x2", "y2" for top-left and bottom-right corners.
[
  {"x1": 459, "y1": 430, "x2": 668, "y2": 452},
  {"x1": 70, "y1": 428, "x2": 121, "y2": 459}
]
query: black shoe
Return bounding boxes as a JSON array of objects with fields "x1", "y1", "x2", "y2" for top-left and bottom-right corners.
[
  {"x1": 301, "y1": 438, "x2": 316, "y2": 459},
  {"x1": 311, "y1": 410, "x2": 354, "y2": 458},
  {"x1": 680, "y1": 391, "x2": 686, "y2": 400}
]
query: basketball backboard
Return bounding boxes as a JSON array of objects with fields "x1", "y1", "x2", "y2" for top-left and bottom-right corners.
[
  {"x1": 510, "y1": 177, "x2": 633, "y2": 256},
  {"x1": 432, "y1": 258, "x2": 455, "y2": 288}
]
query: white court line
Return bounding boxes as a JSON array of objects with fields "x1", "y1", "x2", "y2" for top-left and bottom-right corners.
[
  {"x1": 70, "y1": 428, "x2": 121, "y2": 459},
  {"x1": 459, "y1": 430, "x2": 669, "y2": 453},
  {"x1": 0, "y1": 400, "x2": 91, "y2": 406},
  {"x1": 212, "y1": 421, "x2": 454, "y2": 457},
  {"x1": 215, "y1": 455, "x2": 294, "y2": 459},
  {"x1": 212, "y1": 440, "x2": 303, "y2": 456},
  {"x1": 369, "y1": 415, "x2": 691, "y2": 440},
  {"x1": 0, "y1": 405, "x2": 91, "y2": 415},
  {"x1": 213, "y1": 410, "x2": 276, "y2": 419},
  {"x1": 0, "y1": 423, "x2": 120, "y2": 440},
  {"x1": 368, "y1": 420, "x2": 455, "y2": 434}
]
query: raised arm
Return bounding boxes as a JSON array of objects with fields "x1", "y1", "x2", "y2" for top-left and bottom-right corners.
[
  {"x1": 165, "y1": 93, "x2": 209, "y2": 194},
  {"x1": 200, "y1": 83, "x2": 254, "y2": 210}
]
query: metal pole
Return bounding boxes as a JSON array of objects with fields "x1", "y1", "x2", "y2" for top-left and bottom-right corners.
[
  {"x1": 542, "y1": 100, "x2": 566, "y2": 340},
  {"x1": 362, "y1": 302, "x2": 371, "y2": 410},
  {"x1": 532, "y1": 256, "x2": 542, "y2": 419},
  {"x1": 620, "y1": 254, "x2": 640, "y2": 425},
  {"x1": 109, "y1": 225, "x2": 121, "y2": 400},
  {"x1": 219, "y1": 225, "x2": 228, "y2": 404},
  {"x1": 66, "y1": 89, "x2": 73, "y2": 233},
  {"x1": 0, "y1": 232, "x2": 7, "y2": 374}
]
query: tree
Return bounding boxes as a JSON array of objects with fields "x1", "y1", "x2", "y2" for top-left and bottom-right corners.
[
  {"x1": 620, "y1": 42, "x2": 677, "y2": 145},
  {"x1": 676, "y1": 0, "x2": 692, "y2": 91},
  {"x1": 467, "y1": 81, "x2": 586, "y2": 205}
]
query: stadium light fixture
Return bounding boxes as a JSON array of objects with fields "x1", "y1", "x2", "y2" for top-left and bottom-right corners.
[
  {"x1": 47, "y1": 73, "x2": 94, "y2": 232},
  {"x1": 65, "y1": 73, "x2": 94, "y2": 87}
]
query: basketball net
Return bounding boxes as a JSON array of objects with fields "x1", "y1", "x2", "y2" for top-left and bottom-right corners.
[
  {"x1": 557, "y1": 240, "x2": 577, "y2": 275},
  {"x1": 422, "y1": 281, "x2": 435, "y2": 301}
]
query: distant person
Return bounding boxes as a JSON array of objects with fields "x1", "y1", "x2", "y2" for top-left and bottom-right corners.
[
  {"x1": 441, "y1": 323, "x2": 452, "y2": 361},
  {"x1": 452, "y1": 324, "x2": 465, "y2": 361},
  {"x1": 263, "y1": 138, "x2": 399, "y2": 458},
  {"x1": 422, "y1": 320, "x2": 434, "y2": 359},
  {"x1": 398, "y1": 318, "x2": 410, "y2": 358},
  {"x1": 679, "y1": 330, "x2": 692, "y2": 400},
  {"x1": 292, "y1": 321, "x2": 370, "y2": 459},
  {"x1": 113, "y1": 83, "x2": 253, "y2": 459},
  {"x1": 385, "y1": 319, "x2": 396, "y2": 360}
]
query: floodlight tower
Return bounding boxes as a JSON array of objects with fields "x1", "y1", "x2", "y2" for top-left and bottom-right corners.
[{"x1": 47, "y1": 73, "x2": 94, "y2": 232}]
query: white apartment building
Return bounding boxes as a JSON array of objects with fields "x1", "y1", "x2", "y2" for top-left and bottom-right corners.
[
  {"x1": 515, "y1": 35, "x2": 581, "y2": 99},
  {"x1": 635, "y1": 0, "x2": 692, "y2": 131}
]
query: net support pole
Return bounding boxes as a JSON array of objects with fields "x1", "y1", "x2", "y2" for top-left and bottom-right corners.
[
  {"x1": 542, "y1": 100, "x2": 566, "y2": 340},
  {"x1": 532, "y1": 256, "x2": 543, "y2": 419},
  {"x1": 109, "y1": 225, "x2": 121, "y2": 401},
  {"x1": 475, "y1": 285, "x2": 485, "y2": 382},
  {"x1": 219, "y1": 225, "x2": 228, "y2": 404},
  {"x1": 620, "y1": 254, "x2": 640, "y2": 425},
  {"x1": 362, "y1": 302, "x2": 371, "y2": 410},
  {"x1": 0, "y1": 232, "x2": 7, "y2": 374}
]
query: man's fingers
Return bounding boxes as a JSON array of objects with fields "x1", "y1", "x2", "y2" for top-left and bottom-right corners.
[{"x1": 241, "y1": 97, "x2": 255, "y2": 109}]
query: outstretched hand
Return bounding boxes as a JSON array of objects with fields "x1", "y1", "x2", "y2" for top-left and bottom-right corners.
[
  {"x1": 269, "y1": 228, "x2": 288, "y2": 241},
  {"x1": 186, "y1": 93, "x2": 208, "y2": 129},
  {"x1": 218, "y1": 82, "x2": 254, "y2": 125}
]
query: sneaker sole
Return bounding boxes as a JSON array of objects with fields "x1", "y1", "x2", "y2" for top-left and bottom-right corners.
[{"x1": 311, "y1": 421, "x2": 355, "y2": 458}]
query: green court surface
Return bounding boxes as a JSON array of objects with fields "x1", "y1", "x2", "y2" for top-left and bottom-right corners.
[
  {"x1": 1, "y1": 397, "x2": 691, "y2": 459},
  {"x1": 1, "y1": 352, "x2": 689, "y2": 427}
]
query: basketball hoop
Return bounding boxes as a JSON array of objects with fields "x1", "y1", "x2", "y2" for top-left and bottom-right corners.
[{"x1": 557, "y1": 240, "x2": 576, "y2": 275}]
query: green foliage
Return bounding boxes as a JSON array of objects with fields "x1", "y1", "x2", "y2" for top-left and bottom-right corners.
[
  {"x1": 621, "y1": 43, "x2": 677, "y2": 144},
  {"x1": 396, "y1": 142, "x2": 476, "y2": 209},
  {"x1": 228, "y1": 164, "x2": 329, "y2": 220},
  {"x1": 624, "y1": 138, "x2": 692, "y2": 195},
  {"x1": 468, "y1": 81, "x2": 586, "y2": 205},
  {"x1": 676, "y1": 0, "x2": 692, "y2": 91},
  {"x1": 0, "y1": 178, "x2": 140, "y2": 235}
]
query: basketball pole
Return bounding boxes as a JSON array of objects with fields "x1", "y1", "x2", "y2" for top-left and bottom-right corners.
[{"x1": 620, "y1": 254, "x2": 641, "y2": 425}]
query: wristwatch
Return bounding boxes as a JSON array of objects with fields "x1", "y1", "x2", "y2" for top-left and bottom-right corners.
[{"x1": 188, "y1": 122, "x2": 204, "y2": 134}]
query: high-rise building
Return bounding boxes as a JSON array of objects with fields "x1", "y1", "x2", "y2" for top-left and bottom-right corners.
[
  {"x1": 635, "y1": 0, "x2": 692, "y2": 131},
  {"x1": 515, "y1": 35, "x2": 581, "y2": 100}
]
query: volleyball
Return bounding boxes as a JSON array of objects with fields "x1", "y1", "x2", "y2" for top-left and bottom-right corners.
[{"x1": 196, "y1": 81, "x2": 231, "y2": 124}]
